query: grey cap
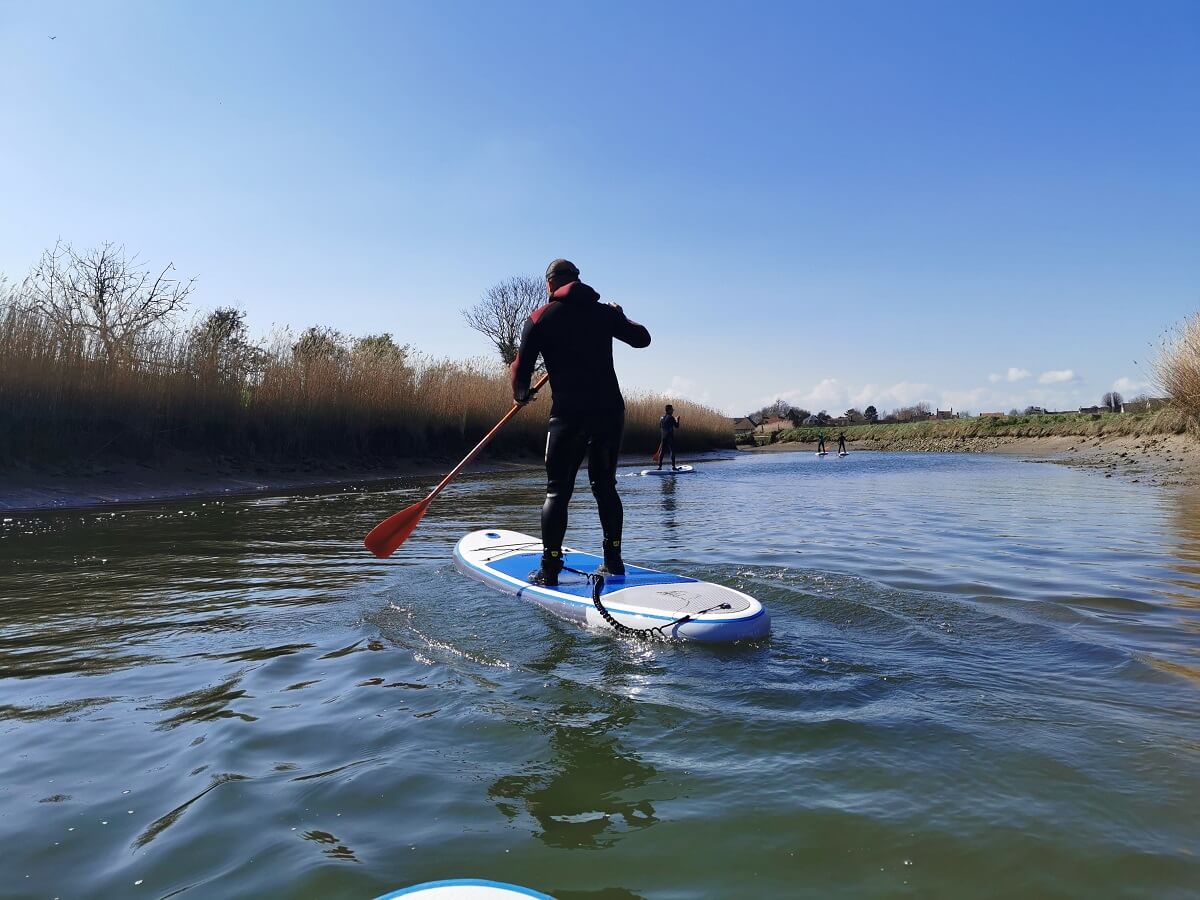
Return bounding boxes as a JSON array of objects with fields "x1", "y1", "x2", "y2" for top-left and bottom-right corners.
[{"x1": 545, "y1": 258, "x2": 580, "y2": 282}]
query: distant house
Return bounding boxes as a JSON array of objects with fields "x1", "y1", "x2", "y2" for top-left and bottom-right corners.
[
  {"x1": 802, "y1": 414, "x2": 821, "y2": 427},
  {"x1": 935, "y1": 408, "x2": 957, "y2": 420},
  {"x1": 1079, "y1": 405, "x2": 1116, "y2": 415},
  {"x1": 759, "y1": 415, "x2": 791, "y2": 434},
  {"x1": 731, "y1": 417, "x2": 756, "y2": 438}
]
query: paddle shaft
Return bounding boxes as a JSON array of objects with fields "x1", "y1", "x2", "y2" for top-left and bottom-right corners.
[
  {"x1": 426, "y1": 371, "x2": 550, "y2": 504},
  {"x1": 363, "y1": 372, "x2": 550, "y2": 557}
]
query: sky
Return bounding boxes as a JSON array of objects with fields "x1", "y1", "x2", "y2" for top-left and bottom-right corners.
[{"x1": 1, "y1": 0, "x2": 1197, "y2": 415}]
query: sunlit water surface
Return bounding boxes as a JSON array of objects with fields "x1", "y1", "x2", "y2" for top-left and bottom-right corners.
[{"x1": 1, "y1": 451, "x2": 1198, "y2": 899}]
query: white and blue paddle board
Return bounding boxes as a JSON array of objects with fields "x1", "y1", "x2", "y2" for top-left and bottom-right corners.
[
  {"x1": 375, "y1": 880, "x2": 554, "y2": 899},
  {"x1": 453, "y1": 529, "x2": 769, "y2": 643},
  {"x1": 641, "y1": 464, "x2": 694, "y2": 475},
  {"x1": 838, "y1": 451, "x2": 849, "y2": 457}
]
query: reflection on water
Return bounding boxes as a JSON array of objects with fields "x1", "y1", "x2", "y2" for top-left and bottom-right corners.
[
  {"x1": 0, "y1": 452, "x2": 1198, "y2": 898},
  {"x1": 490, "y1": 648, "x2": 658, "y2": 850}
]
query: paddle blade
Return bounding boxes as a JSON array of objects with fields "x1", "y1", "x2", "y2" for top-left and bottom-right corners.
[
  {"x1": 364, "y1": 496, "x2": 432, "y2": 558},
  {"x1": 652, "y1": 443, "x2": 663, "y2": 465}
]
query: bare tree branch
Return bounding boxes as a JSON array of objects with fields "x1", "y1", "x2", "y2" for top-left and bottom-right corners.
[
  {"x1": 21, "y1": 241, "x2": 194, "y2": 361},
  {"x1": 461, "y1": 274, "x2": 545, "y2": 366}
]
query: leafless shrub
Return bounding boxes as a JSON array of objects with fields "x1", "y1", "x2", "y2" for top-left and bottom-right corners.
[
  {"x1": 22, "y1": 241, "x2": 194, "y2": 363},
  {"x1": 462, "y1": 275, "x2": 545, "y2": 365}
]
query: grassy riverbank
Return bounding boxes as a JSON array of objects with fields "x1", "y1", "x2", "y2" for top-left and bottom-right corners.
[
  {"x1": 0, "y1": 300, "x2": 732, "y2": 471},
  {"x1": 761, "y1": 409, "x2": 1196, "y2": 452}
]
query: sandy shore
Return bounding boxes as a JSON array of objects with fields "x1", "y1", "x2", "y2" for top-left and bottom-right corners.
[{"x1": 748, "y1": 433, "x2": 1200, "y2": 488}]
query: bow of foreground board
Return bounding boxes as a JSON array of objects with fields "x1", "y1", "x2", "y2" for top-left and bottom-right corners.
[
  {"x1": 454, "y1": 529, "x2": 770, "y2": 643},
  {"x1": 375, "y1": 880, "x2": 555, "y2": 899},
  {"x1": 640, "y1": 464, "x2": 694, "y2": 475}
]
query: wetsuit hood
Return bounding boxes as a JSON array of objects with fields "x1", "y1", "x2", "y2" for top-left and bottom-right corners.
[{"x1": 550, "y1": 281, "x2": 601, "y2": 304}]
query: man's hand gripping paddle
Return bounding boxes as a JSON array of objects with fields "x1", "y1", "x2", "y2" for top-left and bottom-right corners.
[{"x1": 363, "y1": 372, "x2": 549, "y2": 558}]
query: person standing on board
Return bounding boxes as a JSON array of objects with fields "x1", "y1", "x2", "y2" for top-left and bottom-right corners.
[
  {"x1": 817, "y1": 431, "x2": 826, "y2": 454},
  {"x1": 658, "y1": 404, "x2": 680, "y2": 470},
  {"x1": 837, "y1": 431, "x2": 847, "y2": 454},
  {"x1": 511, "y1": 259, "x2": 652, "y2": 586}
]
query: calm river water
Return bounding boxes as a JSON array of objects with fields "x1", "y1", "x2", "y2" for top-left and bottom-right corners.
[{"x1": 1, "y1": 451, "x2": 1198, "y2": 899}]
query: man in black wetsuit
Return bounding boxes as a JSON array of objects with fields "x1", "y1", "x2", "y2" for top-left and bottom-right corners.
[
  {"x1": 511, "y1": 259, "x2": 652, "y2": 586},
  {"x1": 837, "y1": 431, "x2": 847, "y2": 454},
  {"x1": 658, "y1": 404, "x2": 680, "y2": 470}
]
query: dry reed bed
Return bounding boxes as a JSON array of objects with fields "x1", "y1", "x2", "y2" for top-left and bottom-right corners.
[
  {"x1": 1156, "y1": 311, "x2": 1200, "y2": 422},
  {"x1": 0, "y1": 306, "x2": 732, "y2": 465}
]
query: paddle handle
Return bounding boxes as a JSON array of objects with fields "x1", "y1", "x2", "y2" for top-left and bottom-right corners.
[{"x1": 427, "y1": 372, "x2": 549, "y2": 502}]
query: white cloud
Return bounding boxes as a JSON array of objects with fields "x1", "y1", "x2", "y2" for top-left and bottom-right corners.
[
  {"x1": 664, "y1": 376, "x2": 712, "y2": 405},
  {"x1": 1038, "y1": 369, "x2": 1078, "y2": 384},
  {"x1": 765, "y1": 379, "x2": 931, "y2": 413},
  {"x1": 940, "y1": 387, "x2": 990, "y2": 410},
  {"x1": 1113, "y1": 376, "x2": 1148, "y2": 395},
  {"x1": 988, "y1": 367, "x2": 1031, "y2": 384}
]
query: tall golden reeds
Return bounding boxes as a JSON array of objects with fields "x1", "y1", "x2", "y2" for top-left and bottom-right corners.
[
  {"x1": 0, "y1": 298, "x2": 732, "y2": 465},
  {"x1": 1155, "y1": 311, "x2": 1200, "y2": 423}
]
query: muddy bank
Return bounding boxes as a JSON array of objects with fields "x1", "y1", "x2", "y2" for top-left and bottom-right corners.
[
  {"x1": 748, "y1": 433, "x2": 1200, "y2": 488},
  {"x1": 0, "y1": 453, "x2": 542, "y2": 513}
]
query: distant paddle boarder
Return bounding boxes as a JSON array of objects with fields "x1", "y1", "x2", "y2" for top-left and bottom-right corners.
[
  {"x1": 657, "y1": 404, "x2": 680, "y2": 470},
  {"x1": 511, "y1": 259, "x2": 652, "y2": 586},
  {"x1": 817, "y1": 431, "x2": 826, "y2": 454},
  {"x1": 837, "y1": 431, "x2": 847, "y2": 454}
]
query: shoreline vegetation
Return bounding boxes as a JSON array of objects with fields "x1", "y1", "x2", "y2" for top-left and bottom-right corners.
[
  {"x1": 755, "y1": 408, "x2": 1195, "y2": 452},
  {"x1": 0, "y1": 245, "x2": 733, "y2": 511}
]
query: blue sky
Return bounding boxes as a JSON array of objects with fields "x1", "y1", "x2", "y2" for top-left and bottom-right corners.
[{"x1": 2, "y1": 0, "x2": 1197, "y2": 415}]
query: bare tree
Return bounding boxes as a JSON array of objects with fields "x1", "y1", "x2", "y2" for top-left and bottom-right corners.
[
  {"x1": 1101, "y1": 391, "x2": 1124, "y2": 412},
  {"x1": 462, "y1": 275, "x2": 545, "y2": 365},
  {"x1": 23, "y1": 241, "x2": 195, "y2": 361}
]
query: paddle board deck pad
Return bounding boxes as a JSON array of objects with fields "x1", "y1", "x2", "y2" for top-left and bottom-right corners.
[
  {"x1": 641, "y1": 464, "x2": 694, "y2": 475},
  {"x1": 375, "y1": 880, "x2": 554, "y2": 899},
  {"x1": 454, "y1": 529, "x2": 769, "y2": 642}
]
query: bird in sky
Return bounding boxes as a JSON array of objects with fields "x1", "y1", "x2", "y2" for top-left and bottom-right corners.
[{"x1": 48, "y1": 35, "x2": 57, "y2": 40}]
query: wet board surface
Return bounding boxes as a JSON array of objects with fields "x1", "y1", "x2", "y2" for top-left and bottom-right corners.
[
  {"x1": 375, "y1": 880, "x2": 555, "y2": 899},
  {"x1": 453, "y1": 529, "x2": 770, "y2": 643},
  {"x1": 641, "y1": 464, "x2": 694, "y2": 475}
]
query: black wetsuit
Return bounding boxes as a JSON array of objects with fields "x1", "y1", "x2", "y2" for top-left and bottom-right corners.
[
  {"x1": 837, "y1": 433, "x2": 847, "y2": 454},
  {"x1": 658, "y1": 414, "x2": 679, "y2": 469},
  {"x1": 511, "y1": 281, "x2": 651, "y2": 554}
]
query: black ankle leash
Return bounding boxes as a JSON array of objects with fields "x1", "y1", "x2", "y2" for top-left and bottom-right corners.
[{"x1": 561, "y1": 566, "x2": 732, "y2": 641}]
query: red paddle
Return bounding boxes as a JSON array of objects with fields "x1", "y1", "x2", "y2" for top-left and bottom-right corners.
[
  {"x1": 363, "y1": 372, "x2": 550, "y2": 558},
  {"x1": 652, "y1": 442, "x2": 663, "y2": 465}
]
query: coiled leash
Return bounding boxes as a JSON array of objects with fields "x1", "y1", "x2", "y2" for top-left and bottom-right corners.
[{"x1": 563, "y1": 566, "x2": 732, "y2": 640}]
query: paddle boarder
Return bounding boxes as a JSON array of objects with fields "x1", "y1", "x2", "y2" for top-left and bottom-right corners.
[
  {"x1": 817, "y1": 431, "x2": 826, "y2": 454},
  {"x1": 658, "y1": 404, "x2": 680, "y2": 470},
  {"x1": 511, "y1": 259, "x2": 652, "y2": 586},
  {"x1": 837, "y1": 431, "x2": 847, "y2": 454}
]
